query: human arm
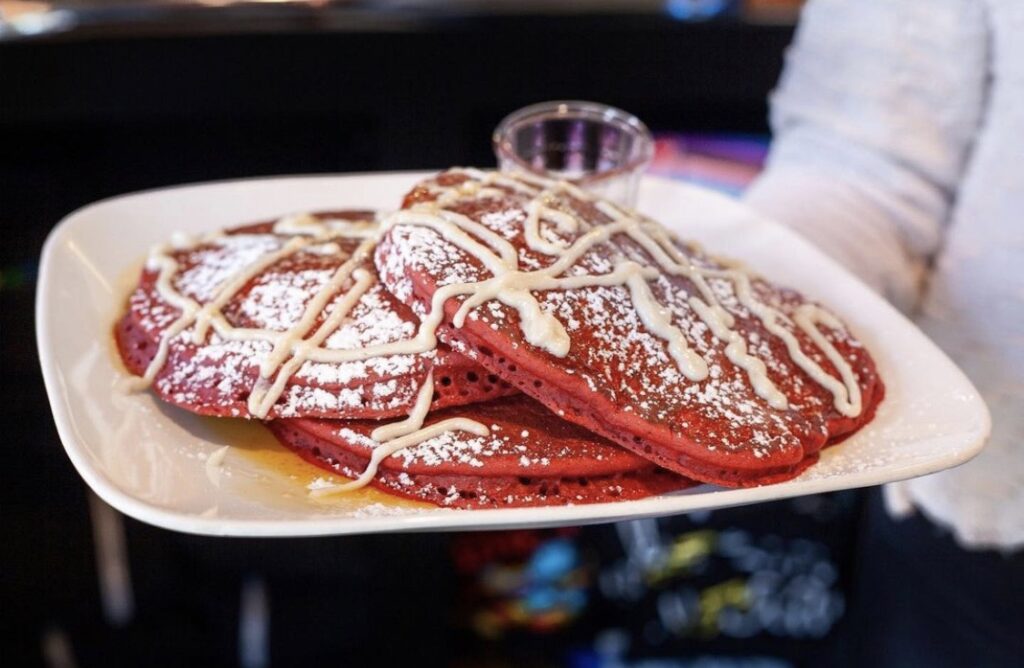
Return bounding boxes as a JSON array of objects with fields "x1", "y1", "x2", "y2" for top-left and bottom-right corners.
[{"x1": 744, "y1": 0, "x2": 988, "y2": 311}]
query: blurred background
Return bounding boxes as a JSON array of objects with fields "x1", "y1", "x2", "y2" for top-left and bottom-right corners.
[{"x1": 2, "y1": 2, "x2": 891, "y2": 666}]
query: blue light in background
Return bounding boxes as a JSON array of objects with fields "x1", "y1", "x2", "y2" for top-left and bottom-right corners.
[{"x1": 665, "y1": 0, "x2": 731, "y2": 21}]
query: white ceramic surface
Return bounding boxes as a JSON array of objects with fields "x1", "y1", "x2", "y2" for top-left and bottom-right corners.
[{"x1": 37, "y1": 172, "x2": 991, "y2": 537}]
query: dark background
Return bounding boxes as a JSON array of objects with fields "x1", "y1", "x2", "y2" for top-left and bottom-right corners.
[{"x1": 1, "y1": 9, "x2": 804, "y2": 666}]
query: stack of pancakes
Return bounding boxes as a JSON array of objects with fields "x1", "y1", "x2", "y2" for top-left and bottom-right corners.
[{"x1": 116, "y1": 169, "x2": 883, "y2": 509}]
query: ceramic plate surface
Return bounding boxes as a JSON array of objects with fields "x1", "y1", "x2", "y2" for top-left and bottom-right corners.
[{"x1": 37, "y1": 172, "x2": 990, "y2": 536}]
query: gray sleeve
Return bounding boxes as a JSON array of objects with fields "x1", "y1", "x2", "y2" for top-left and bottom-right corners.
[{"x1": 743, "y1": 0, "x2": 988, "y2": 310}]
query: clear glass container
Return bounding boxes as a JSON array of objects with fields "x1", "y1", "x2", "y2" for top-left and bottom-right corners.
[{"x1": 492, "y1": 100, "x2": 654, "y2": 207}]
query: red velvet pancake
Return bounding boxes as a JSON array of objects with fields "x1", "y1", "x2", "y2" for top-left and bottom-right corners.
[
  {"x1": 375, "y1": 170, "x2": 884, "y2": 487},
  {"x1": 116, "y1": 211, "x2": 515, "y2": 419},
  {"x1": 269, "y1": 395, "x2": 692, "y2": 509}
]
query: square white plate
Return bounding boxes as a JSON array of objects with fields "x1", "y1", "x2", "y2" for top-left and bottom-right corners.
[{"x1": 37, "y1": 172, "x2": 990, "y2": 536}]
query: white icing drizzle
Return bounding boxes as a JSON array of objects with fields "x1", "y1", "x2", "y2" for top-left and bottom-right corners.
[
  {"x1": 370, "y1": 370, "x2": 436, "y2": 442},
  {"x1": 384, "y1": 168, "x2": 863, "y2": 417},
  {"x1": 524, "y1": 193, "x2": 577, "y2": 254},
  {"x1": 274, "y1": 212, "x2": 379, "y2": 239},
  {"x1": 385, "y1": 201, "x2": 707, "y2": 377},
  {"x1": 204, "y1": 445, "x2": 230, "y2": 487},
  {"x1": 792, "y1": 304, "x2": 863, "y2": 416},
  {"x1": 124, "y1": 169, "x2": 863, "y2": 436},
  {"x1": 309, "y1": 373, "x2": 490, "y2": 497},
  {"x1": 190, "y1": 236, "x2": 310, "y2": 345},
  {"x1": 123, "y1": 215, "x2": 422, "y2": 419},
  {"x1": 247, "y1": 265, "x2": 376, "y2": 418}
]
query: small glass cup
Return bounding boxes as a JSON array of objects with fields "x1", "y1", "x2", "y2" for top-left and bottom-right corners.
[{"x1": 493, "y1": 101, "x2": 654, "y2": 207}]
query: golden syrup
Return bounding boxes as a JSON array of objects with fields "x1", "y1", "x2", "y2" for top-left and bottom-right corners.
[{"x1": 200, "y1": 416, "x2": 431, "y2": 511}]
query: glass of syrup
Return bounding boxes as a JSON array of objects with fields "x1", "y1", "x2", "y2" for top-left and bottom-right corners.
[{"x1": 493, "y1": 101, "x2": 654, "y2": 207}]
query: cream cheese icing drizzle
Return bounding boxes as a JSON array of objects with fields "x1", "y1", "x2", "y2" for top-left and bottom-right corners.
[
  {"x1": 124, "y1": 169, "x2": 863, "y2": 434},
  {"x1": 387, "y1": 168, "x2": 863, "y2": 417},
  {"x1": 308, "y1": 372, "x2": 490, "y2": 497},
  {"x1": 123, "y1": 215, "x2": 421, "y2": 419}
]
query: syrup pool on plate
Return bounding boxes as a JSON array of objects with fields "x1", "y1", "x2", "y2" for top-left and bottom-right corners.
[{"x1": 198, "y1": 416, "x2": 433, "y2": 512}]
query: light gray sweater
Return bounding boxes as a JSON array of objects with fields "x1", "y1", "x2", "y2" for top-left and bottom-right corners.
[{"x1": 746, "y1": 0, "x2": 1023, "y2": 550}]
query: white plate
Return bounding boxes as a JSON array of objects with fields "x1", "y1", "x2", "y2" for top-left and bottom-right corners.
[{"x1": 37, "y1": 172, "x2": 991, "y2": 536}]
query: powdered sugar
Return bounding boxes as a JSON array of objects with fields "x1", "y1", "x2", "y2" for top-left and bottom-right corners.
[
  {"x1": 378, "y1": 170, "x2": 876, "y2": 468},
  {"x1": 337, "y1": 426, "x2": 506, "y2": 470},
  {"x1": 237, "y1": 267, "x2": 333, "y2": 332},
  {"x1": 175, "y1": 234, "x2": 282, "y2": 303},
  {"x1": 124, "y1": 213, "x2": 470, "y2": 419}
]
